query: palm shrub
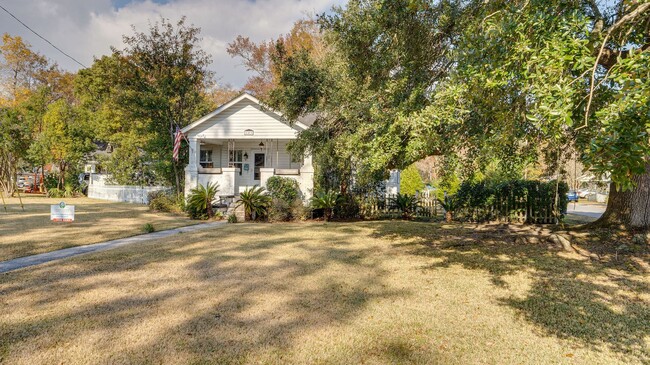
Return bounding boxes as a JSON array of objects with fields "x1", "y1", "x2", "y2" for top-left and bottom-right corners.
[
  {"x1": 311, "y1": 191, "x2": 342, "y2": 221},
  {"x1": 47, "y1": 187, "x2": 63, "y2": 198},
  {"x1": 63, "y1": 183, "x2": 77, "y2": 198},
  {"x1": 236, "y1": 186, "x2": 271, "y2": 221},
  {"x1": 390, "y1": 193, "x2": 419, "y2": 219},
  {"x1": 186, "y1": 182, "x2": 219, "y2": 219},
  {"x1": 438, "y1": 195, "x2": 458, "y2": 223}
]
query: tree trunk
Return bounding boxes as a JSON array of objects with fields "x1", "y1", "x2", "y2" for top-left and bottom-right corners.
[
  {"x1": 445, "y1": 211, "x2": 453, "y2": 223},
  {"x1": 595, "y1": 163, "x2": 650, "y2": 229}
]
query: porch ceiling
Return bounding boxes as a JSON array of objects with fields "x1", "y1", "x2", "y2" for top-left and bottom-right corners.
[{"x1": 198, "y1": 138, "x2": 295, "y2": 144}]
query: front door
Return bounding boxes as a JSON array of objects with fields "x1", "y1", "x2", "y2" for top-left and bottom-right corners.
[{"x1": 254, "y1": 153, "x2": 265, "y2": 181}]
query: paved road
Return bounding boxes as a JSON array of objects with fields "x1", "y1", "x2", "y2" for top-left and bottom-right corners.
[
  {"x1": 0, "y1": 221, "x2": 226, "y2": 274},
  {"x1": 566, "y1": 202, "x2": 606, "y2": 218}
]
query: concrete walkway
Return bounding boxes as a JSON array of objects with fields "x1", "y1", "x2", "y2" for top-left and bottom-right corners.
[
  {"x1": 0, "y1": 221, "x2": 226, "y2": 274},
  {"x1": 566, "y1": 202, "x2": 606, "y2": 218}
]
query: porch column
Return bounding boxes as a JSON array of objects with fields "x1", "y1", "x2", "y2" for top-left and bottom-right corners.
[
  {"x1": 188, "y1": 138, "x2": 200, "y2": 173},
  {"x1": 184, "y1": 138, "x2": 200, "y2": 198},
  {"x1": 301, "y1": 153, "x2": 313, "y2": 172},
  {"x1": 221, "y1": 167, "x2": 237, "y2": 196},
  {"x1": 260, "y1": 168, "x2": 275, "y2": 189},
  {"x1": 299, "y1": 153, "x2": 314, "y2": 200}
]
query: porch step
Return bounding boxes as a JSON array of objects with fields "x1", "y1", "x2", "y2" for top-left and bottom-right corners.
[{"x1": 221, "y1": 196, "x2": 246, "y2": 222}]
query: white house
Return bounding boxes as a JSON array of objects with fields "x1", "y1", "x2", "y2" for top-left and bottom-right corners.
[{"x1": 182, "y1": 93, "x2": 315, "y2": 200}]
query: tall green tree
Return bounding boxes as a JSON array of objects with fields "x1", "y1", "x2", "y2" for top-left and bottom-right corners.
[
  {"x1": 30, "y1": 99, "x2": 93, "y2": 188},
  {"x1": 435, "y1": 0, "x2": 650, "y2": 228},
  {"x1": 0, "y1": 34, "x2": 54, "y2": 195},
  {"x1": 76, "y1": 17, "x2": 214, "y2": 192},
  {"x1": 271, "y1": 0, "x2": 650, "y2": 228},
  {"x1": 268, "y1": 0, "x2": 468, "y2": 192}
]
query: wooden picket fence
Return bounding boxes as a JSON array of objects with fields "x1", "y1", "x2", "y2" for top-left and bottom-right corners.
[
  {"x1": 358, "y1": 194, "x2": 442, "y2": 219},
  {"x1": 358, "y1": 192, "x2": 560, "y2": 223},
  {"x1": 455, "y1": 192, "x2": 560, "y2": 224}
]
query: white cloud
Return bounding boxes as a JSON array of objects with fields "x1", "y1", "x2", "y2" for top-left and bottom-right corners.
[{"x1": 0, "y1": 0, "x2": 345, "y2": 87}]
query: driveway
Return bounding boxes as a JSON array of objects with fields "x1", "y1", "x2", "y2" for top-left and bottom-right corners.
[{"x1": 566, "y1": 201, "x2": 606, "y2": 218}]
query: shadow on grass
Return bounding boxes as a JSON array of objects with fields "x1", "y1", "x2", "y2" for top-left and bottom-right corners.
[
  {"x1": 0, "y1": 223, "x2": 409, "y2": 363},
  {"x1": 0, "y1": 199, "x2": 193, "y2": 261},
  {"x1": 368, "y1": 220, "x2": 650, "y2": 362}
]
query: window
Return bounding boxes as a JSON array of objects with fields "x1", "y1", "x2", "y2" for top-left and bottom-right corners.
[
  {"x1": 200, "y1": 149, "x2": 213, "y2": 168},
  {"x1": 229, "y1": 149, "x2": 243, "y2": 175}
]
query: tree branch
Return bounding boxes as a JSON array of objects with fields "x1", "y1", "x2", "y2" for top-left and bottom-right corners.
[{"x1": 580, "y1": 2, "x2": 650, "y2": 131}]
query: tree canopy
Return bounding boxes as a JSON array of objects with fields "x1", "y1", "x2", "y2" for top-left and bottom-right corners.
[
  {"x1": 259, "y1": 0, "x2": 649, "y2": 226},
  {"x1": 75, "y1": 17, "x2": 214, "y2": 191}
]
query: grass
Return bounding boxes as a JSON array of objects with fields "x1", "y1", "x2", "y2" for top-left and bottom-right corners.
[
  {"x1": 563, "y1": 213, "x2": 599, "y2": 225},
  {"x1": 0, "y1": 196, "x2": 196, "y2": 261},
  {"x1": 0, "y1": 221, "x2": 648, "y2": 364}
]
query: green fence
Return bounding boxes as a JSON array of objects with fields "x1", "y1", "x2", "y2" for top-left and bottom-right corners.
[
  {"x1": 453, "y1": 180, "x2": 568, "y2": 224},
  {"x1": 356, "y1": 180, "x2": 567, "y2": 224}
]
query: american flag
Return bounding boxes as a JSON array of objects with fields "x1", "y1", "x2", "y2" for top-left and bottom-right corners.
[{"x1": 173, "y1": 126, "x2": 183, "y2": 162}]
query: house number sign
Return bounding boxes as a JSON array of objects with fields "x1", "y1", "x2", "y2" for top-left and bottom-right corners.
[{"x1": 244, "y1": 129, "x2": 254, "y2": 136}]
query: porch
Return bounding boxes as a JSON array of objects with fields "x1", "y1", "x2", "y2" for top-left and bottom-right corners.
[{"x1": 184, "y1": 138, "x2": 314, "y2": 200}]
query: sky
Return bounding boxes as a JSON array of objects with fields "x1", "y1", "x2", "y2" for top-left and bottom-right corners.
[{"x1": 0, "y1": 0, "x2": 346, "y2": 87}]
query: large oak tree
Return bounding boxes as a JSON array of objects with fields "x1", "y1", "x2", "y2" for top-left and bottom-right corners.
[{"x1": 267, "y1": 0, "x2": 650, "y2": 228}]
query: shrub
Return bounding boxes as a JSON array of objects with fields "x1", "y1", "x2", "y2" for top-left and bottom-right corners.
[
  {"x1": 400, "y1": 164, "x2": 424, "y2": 195},
  {"x1": 47, "y1": 188, "x2": 63, "y2": 198},
  {"x1": 268, "y1": 198, "x2": 310, "y2": 222},
  {"x1": 337, "y1": 194, "x2": 360, "y2": 219},
  {"x1": 269, "y1": 198, "x2": 292, "y2": 222},
  {"x1": 63, "y1": 184, "x2": 77, "y2": 197},
  {"x1": 142, "y1": 223, "x2": 155, "y2": 233},
  {"x1": 43, "y1": 174, "x2": 58, "y2": 191},
  {"x1": 227, "y1": 214, "x2": 238, "y2": 223},
  {"x1": 390, "y1": 193, "x2": 419, "y2": 219},
  {"x1": 266, "y1": 176, "x2": 301, "y2": 203},
  {"x1": 311, "y1": 191, "x2": 342, "y2": 221},
  {"x1": 186, "y1": 182, "x2": 220, "y2": 219},
  {"x1": 291, "y1": 199, "x2": 311, "y2": 221},
  {"x1": 236, "y1": 186, "x2": 271, "y2": 221},
  {"x1": 148, "y1": 190, "x2": 180, "y2": 213}
]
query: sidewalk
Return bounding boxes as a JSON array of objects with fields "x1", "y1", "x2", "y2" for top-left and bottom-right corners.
[{"x1": 0, "y1": 221, "x2": 226, "y2": 274}]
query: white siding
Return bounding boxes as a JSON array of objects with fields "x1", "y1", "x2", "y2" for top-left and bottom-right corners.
[{"x1": 187, "y1": 99, "x2": 299, "y2": 140}]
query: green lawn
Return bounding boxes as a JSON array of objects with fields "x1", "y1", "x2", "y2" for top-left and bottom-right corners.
[
  {"x1": 0, "y1": 221, "x2": 647, "y2": 364},
  {"x1": 0, "y1": 196, "x2": 196, "y2": 261}
]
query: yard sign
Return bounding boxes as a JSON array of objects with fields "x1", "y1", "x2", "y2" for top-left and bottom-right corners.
[{"x1": 51, "y1": 202, "x2": 75, "y2": 222}]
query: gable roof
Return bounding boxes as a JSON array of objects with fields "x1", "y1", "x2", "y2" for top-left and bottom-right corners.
[{"x1": 181, "y1": 93, "x2": 309, "y2": 134}]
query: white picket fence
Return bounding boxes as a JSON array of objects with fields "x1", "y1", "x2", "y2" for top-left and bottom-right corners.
[{"x1": 88, "y1": 174, "x2": 170, "y2": 204}]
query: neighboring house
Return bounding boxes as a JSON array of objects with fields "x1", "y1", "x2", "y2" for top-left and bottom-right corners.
[
  {"x1": 182, "y1": 93, "x2": 315, "y2": 200},
  {"x1": 84, "y1": 141, "x2": 112, "y2": 174}
]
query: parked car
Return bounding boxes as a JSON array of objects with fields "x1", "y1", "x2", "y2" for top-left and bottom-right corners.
[
  {"x1": 577, "y1": 189, "x2": 593, "y2": 198},
  {"x1": 567, "y1": 190, "x2": 579, "y2": 202}
]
